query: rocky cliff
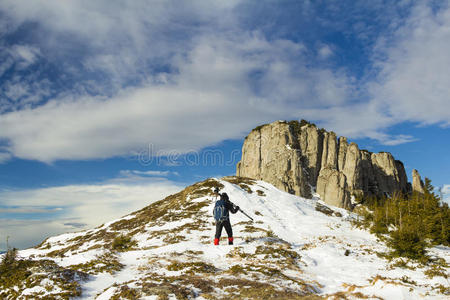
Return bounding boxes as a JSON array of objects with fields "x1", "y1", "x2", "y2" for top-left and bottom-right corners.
[{"x1": 237, "y1": 120, "x2": 421, "y2": 209}]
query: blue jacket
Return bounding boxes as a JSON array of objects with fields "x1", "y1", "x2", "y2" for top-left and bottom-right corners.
[{"x1": 213, "y1": 193, "x2": 238, "y2": 221}]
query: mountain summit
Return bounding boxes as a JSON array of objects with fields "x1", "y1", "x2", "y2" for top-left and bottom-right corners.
[
  {"x1": 237, "y1": 120, "x2": 424, "y2": 208},
  {"x1": 2, "y1": 177, "x2": 448, "y2": 299}
]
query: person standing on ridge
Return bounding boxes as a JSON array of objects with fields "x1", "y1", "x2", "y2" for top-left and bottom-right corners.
[{"x1": 213, "y1": 188, "x2": 239, "y2": 245}]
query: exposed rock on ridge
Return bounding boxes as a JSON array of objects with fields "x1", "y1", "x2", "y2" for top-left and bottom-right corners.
[
  {"x1": 412, "y1": 169, "x2": 425, "y2": 193},
  {"x1": 236, "y1": 122, "x2": 310, "y2": 197},
  {"x1": 237, "y1": 120, "x2": 420, "y2": 209}
]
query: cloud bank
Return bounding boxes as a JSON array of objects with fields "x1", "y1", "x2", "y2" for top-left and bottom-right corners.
[{"x1": 0, "y1": 172, "x2": 183, "y2": 250}]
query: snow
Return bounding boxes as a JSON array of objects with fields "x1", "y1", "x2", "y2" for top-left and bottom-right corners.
[
  {"x1": 95, "y1": 286, "x2": 118, "y2": 300},
  {"x1": 14, "y1": 178, "x2": 450, "y2": 299},
  {"x1": 21, "y1": 285, "x2": 47, "y2": 296},
  {"x1": 146, "y1": 218, "x2": 192, "y2": 232},
  {"x1": 97, "y1": 214, "x2": 137, "y2": 231},
  {"x1": 57, "y1": 248, "x2": 105, "y2": 267}
]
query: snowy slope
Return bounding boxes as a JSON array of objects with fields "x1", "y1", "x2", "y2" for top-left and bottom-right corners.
[{"x1": 3, "y1": 177, "x2": 449, "y2": 299}]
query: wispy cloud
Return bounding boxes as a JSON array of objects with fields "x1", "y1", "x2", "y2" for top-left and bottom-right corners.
[
  {"x1": 63, "y1": 222, "x2": 88, "y2": 229},
  {"x1": 318, "y1": 44, "x2": 333, "y2": 60},
  {"x1": 10, "y1": 45, "x2": 41, "y2": 69},
  {"x1": 0, "y1": 206, "x2": 62, "y2": 214},
  {"x1": 373, "y1": 134, "x2": 419, "y2": 146},
  {"x1": 120, "y1": 170, "x2": 179, "y2": 177}
]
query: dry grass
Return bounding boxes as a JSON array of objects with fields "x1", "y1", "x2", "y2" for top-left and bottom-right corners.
[
  {"x1": 0, "y1": 258, "x2": 88, "y2": 299},
  {"x1": 222, "y1": 176, "x2": 256, "y2": 194},
  {"x1": 68, "y1": 253, "x2": 124, "y2": 275}
]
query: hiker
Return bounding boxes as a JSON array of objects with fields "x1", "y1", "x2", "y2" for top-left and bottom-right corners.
[{"x1": 213, "y1": 190, "x2": 239, "y2": 245}]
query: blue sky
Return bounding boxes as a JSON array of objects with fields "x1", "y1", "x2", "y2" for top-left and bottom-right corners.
[{"x1": 0, "y1": 0, "x2": 449, "y2": 250}]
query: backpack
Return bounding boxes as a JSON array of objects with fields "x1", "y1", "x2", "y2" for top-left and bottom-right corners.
[{"x1": 213, "y1": 199, "x2": 229, "y2": 222}]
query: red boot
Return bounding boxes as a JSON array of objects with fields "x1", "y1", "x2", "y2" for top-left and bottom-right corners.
[
  {"x1": 228, "y1": 237, "x2": 233, "y2": 245},
  {"x1": 214, "y1": 238, "x2": 219, "y2": 245}
]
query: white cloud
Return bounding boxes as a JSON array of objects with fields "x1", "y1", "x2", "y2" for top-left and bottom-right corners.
[
  {"x1": 115, "y1": 170, "x2": 180, "y2": 183},
  {"x1": 0, "y1": 44, "x2": 52, "y2": 111},
  {"x1": 369, "y1": 2, "x2": 450, "y2": 127},
  {"x1": 318, "y1": 44, "x2": 333, "y2": 59},
  {"x1": 1, "y1": 78, "x2": 52, "y2": 107},
  {"x1": 378, "y1": 134, "x2": 418, "y2": 146},
  {"x1": 10, "y1": 45, "x2": 41, "y2": 69},
  {"x1": 3, "y1": 82, "x2": 29, "y2": 99},
  {"x1": 0, "y1": 176, "x2": 183, "y2": 250},
  {"x1": 306, "y1": 2, "x2": 450, "y2": 144},
  {"x1": 0, "y1": 0, "x2": 242, "y2": 92},
  {"x1": 0, "y1": 30, "x2": 356, "y2": 162}
]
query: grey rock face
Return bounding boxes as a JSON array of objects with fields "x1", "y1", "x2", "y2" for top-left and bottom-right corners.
[
  {"x1": 371, "y1": 152, "x2": 409, "y2": 195},
  {"x1": 237, "y1": 120, "x2": 415, "y2": 209},
  {"x1": 321, "y1": 132, "x2": 338, "y2": 170},
  {"x1": 342, "y1": 143, "x2": 361, "y2": 195},
  {"x1": 316, "y1": 167, "x2": 351, "y2": 209},
  {"x1": 338, "y1": 137, "x2": 348, "y2": 171},
  {"x1": 237, "y1": 121, "x2": 310, "y2": 197},
  {"x1": 412, "y1": 169, "x2": 425, "y2": 193},
  {"x1": 299, "y1": 124, "x2": 323, "y2": 184}
]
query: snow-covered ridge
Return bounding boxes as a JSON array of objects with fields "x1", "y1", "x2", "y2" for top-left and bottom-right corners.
[{"x1": 2, "y1": 177, "x2": 449, "y2": 299}]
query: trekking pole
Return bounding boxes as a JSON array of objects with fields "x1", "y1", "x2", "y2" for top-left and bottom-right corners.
[{"x1": 238, "y1": 208, "x2": 254, "y2": 222}]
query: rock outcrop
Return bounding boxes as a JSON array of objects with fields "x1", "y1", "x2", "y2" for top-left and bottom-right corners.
[
  {"x1": 412, "y1": 169, "x2": 425, "y2": 193},
  {"x1": 237, "y1": 120, "x2": 420, "y2": 209},
  {"x1": 236, "y1": 122, "x2": 310, "y2": 197}
]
